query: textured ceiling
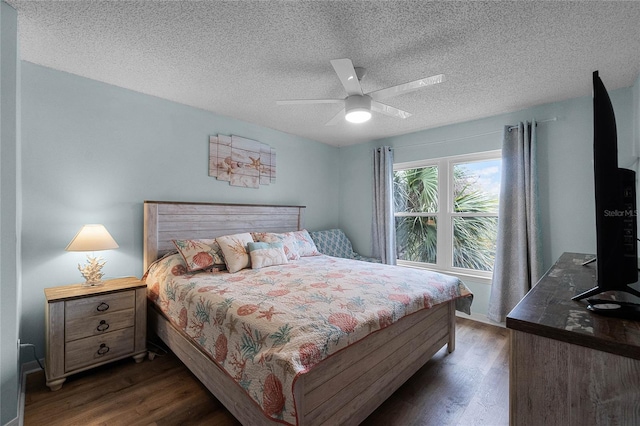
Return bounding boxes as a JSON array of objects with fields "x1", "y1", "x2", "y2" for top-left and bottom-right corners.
[{"x1": 6, "y1": 1, "x2": 640, "y2": 147}]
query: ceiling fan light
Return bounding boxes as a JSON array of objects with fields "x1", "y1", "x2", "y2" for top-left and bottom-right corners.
[
  {"x1": 345, "y1": 94, "x2": 372, "y2": 124},
  {"x1": 345, "y1": 109, "x2": 372, "y2": 123}
]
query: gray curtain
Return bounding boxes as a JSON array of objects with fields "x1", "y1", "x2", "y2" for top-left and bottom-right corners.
[
  {"x1": 372, "y1": 146, "x2": 396, "y2": 265},
  {"x1": 488, "y1": 121, "x2": 542, "y2": 323}
]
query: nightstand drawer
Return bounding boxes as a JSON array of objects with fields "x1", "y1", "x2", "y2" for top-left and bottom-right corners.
[
  {"x1": 65, "y1": 327, "x2": 134, "y2": 371},
  {"x1": 65, "y1": 290, "x2": 135, "y2": 321},
  {"x1": 65, "y1": 308, "x2": 135, "y2": 342}
]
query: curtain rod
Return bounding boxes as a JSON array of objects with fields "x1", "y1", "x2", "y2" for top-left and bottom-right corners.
[
  {"x1": 508, "y1": 116, "x2": 557, "y2": 131},
  {"x1": 394, "y1": 117, "x2": 558, "y2": 150}
]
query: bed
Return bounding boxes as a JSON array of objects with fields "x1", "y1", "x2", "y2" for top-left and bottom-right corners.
[{"x1": 143, "y1": 200, "x2": 473, "y2": 425}]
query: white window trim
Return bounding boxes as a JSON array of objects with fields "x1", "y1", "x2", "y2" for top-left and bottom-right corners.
[
  {"x1": 394, "y1": 150, "x2": 501, "y2": 284},
  {"x1": 397, "y1": 260, "x2": 493, "y2": 285}
]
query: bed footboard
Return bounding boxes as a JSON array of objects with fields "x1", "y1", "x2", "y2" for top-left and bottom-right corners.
[{"x1": 300, "y1": 300, "x2": 451, "y2": 425}]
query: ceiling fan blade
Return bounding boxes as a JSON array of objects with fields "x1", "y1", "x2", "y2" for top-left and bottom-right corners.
[
  {"x1": 368, "y1": 74, "x2": 445, "y2": 101},
  {"x1": 276, "y1": 99, "x2": 344, "y2": 105},
  {"x1": 371, "y1": 101, "x2": 412, "y2": 119},
  {"x1": 325, "y1": 108, "x2": 346, "y2": 126},
  {"x1": 330, "y1": 59, "x2": 364, "y2": 96}
]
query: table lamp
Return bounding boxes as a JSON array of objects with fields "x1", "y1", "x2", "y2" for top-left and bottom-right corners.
[{"x1": 65, "y1": 224, "x2": 119, "y2": 286}]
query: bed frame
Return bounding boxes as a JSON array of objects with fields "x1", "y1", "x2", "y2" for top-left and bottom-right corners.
[{"x1": 143, "y1": 200, "x2": 456, "y2": 425}]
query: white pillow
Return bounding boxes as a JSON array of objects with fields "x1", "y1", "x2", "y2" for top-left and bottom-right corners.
[
  {"x1": 216, "y1": 233, "x2": 254, "y2": 273},
  {"x1": 291, "y1": 230, "x2": 321, "y2": 257}
]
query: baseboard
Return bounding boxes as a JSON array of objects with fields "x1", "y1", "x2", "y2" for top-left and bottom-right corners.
[
  {"x1": 5, "y1": 416, "x2": 19, "y2": 426},
  {"x1": 17, "y1": 359, "x2": 45, "y2": 426},
  {"x1": 455, "y1": 311, "x2": 505, "y2": 328}
]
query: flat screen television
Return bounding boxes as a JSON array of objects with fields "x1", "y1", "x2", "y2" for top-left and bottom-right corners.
[{"x1": 572, "y1": 71, "x2": 640, "y2": 301}]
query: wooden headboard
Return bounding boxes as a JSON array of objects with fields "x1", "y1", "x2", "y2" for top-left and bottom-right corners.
[{"x1": 143, "y1": 201, "x2": 306, "y2": 271}]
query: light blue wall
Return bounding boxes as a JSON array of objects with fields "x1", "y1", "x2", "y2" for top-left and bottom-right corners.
[
  {"x1": 19, "y1": 62, "x2": 340, "y2": 358},
  {"x1": 338, "y1": 84, "x2": 636, "y2": 319},
  {"x1": 1, "y1": 2, "x2": 20, "y2": 424}
]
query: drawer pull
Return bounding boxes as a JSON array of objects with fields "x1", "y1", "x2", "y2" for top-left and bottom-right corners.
[
  {"x1": 96, "y1": 302, "x2": 109, "y2": 312},
  {"x1": 97, "y1": 343, "x2": 110, "y2": 356},
  {"x1": 96, "y1": 320, "x2": 110, "y2": 332}
]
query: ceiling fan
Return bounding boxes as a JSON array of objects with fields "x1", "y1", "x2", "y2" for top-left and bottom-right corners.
[{"x1": 276, "y1": 58, "x2": 445, "y2": 125}]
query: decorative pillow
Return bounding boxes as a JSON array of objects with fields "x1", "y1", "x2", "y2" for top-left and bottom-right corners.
[
  {"x1": 173, "y1": 239, "x2": 226, "y2": 272},
  {"x1": 216, "y1": 233, "x2": 254, "y2": 273},
  {"x1": 252, "y1": 232, "x2": 300, "y2": 260},
  {"x1": 309, "y1": 229, "x2": 357, "y2": 259},
  {"x1": 291, "y1": 229, "x2": 321, "y2": 257},
  {"x1": 247, "y1": 242, "x2": 288, "y2": 269}
]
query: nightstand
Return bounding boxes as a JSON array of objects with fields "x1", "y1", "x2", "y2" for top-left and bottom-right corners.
[{"x1": 44, "y1": 276, "x2": 147, "y2": 391}]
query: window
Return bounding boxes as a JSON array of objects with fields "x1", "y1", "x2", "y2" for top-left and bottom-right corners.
[{"x1": 394, "y1": 150, "x2": 501, "y2": 280}]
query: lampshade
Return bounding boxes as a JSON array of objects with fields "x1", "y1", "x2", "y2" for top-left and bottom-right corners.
[
  {"x1": 66, "y1": 224, "x2": 119, "y2": 252},
  {"x1": 345, "y1": 95, "x2": 372, "y2": 124}
]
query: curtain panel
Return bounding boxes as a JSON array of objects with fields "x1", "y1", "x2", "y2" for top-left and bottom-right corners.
[
  {"x1": 372, "y1": 146, "x2": 396, "y2": 265},
  {"x1": 488, "y1": 121, "x2": 542, "y2": 323}
]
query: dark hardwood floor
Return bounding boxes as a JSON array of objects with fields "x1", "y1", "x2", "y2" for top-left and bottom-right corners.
[{"x1": 23, "y1": 317, "x2": 508, "y2": 426}]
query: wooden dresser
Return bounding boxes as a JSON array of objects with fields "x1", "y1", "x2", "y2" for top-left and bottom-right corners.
[
  {"x1": 44, "y1": 277, "x2": 147, "y2": 391},
  {"x1": 506, "y1": 252, "x2": 640, "y2": 425}
]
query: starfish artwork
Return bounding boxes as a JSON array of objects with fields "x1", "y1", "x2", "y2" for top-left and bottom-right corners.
[{"x1": 209, "y1": 134, "x2": 276, "y2": 188}]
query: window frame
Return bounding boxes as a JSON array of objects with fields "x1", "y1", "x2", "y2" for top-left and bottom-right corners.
[{"x1": 394, "y1": 150, "x2": 502, "y2": 284}]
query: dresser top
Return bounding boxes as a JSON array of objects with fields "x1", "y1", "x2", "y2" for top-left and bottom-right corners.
[
  {"x1": 506, "y1": 252, "x2": 640, "y2": 360},
  {"x1": 45, "y1": 276, "x2": 145, "y2": 302}
]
